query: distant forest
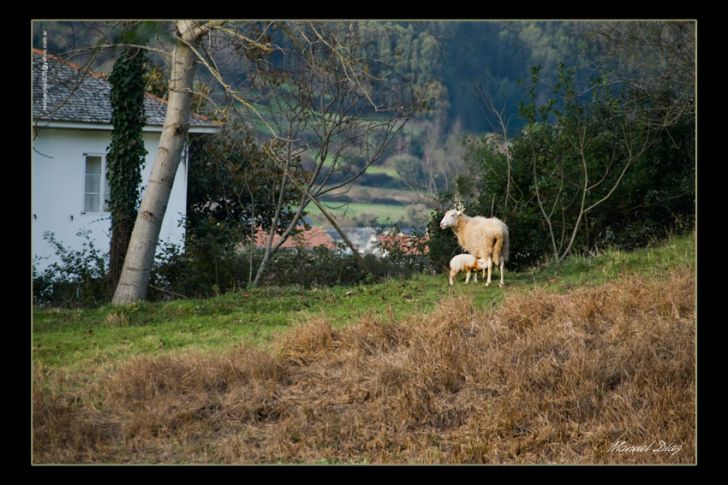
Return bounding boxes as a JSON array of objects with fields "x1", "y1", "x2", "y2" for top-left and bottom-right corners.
[{"x1": 33, "y1": 21, "x2": 586, "y2": 136}]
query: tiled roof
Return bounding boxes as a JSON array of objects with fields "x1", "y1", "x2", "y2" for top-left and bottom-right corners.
[
  {"x1": 377, "y1": 233, "x2": 429, "y2": 255},
  {"x1": 253, "y1": 226, "x2": 336, "y2": 250},
  {"x1": 32, "y1": 49, "x2": 217, "y2": 128}
]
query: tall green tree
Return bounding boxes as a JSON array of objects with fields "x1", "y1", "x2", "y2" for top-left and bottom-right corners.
[{"x1": 106, "y1": 46, "x2": 148, "y2": 291}]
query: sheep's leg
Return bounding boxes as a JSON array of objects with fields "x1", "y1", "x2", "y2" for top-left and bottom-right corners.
[
  {"x1": 449, "y1": 270, "x2": 456, "y2": 286},
  {"x1": 499, "y1": 258, "x2": 505, "y2": 287},
  {"x1": 486, "y1": 257, "x2": 492, "y2": 286},
  {"x1": 465, "y1": 270, "x2": 471, "y2": 284},
  {"x1": 490, "y1": 237, "x2": 504, "y2": 288},
  {"x1": 473, "y1": 267, "x2": 478, "y2": 283}
]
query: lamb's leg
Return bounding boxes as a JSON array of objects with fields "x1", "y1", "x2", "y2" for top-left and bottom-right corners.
[
  {"x1": 449, "y1": 270, "x2": 456, "y2": 286},
  {"x1": 465, "y1": 270, "x2": 471, "y2": 284},
  {"x1": 473, "y1": 267, "x2": 478, "y2": 283}
]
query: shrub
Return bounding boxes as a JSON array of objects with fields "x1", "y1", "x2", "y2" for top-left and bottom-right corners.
[
  {"x1": 32, "y1": 231, "x2": 109, "y2": 308},
  {"x1": 150, "y1": 237, "x2": 435, "y2": 298}
]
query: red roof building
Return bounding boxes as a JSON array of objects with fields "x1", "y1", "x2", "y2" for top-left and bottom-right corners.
[
  {"x1": 376, "y1": 232, "x2": 429, "y2": 256},
  {"x1": 253, "y1": 226, "x2": 336, "y2": 251}
]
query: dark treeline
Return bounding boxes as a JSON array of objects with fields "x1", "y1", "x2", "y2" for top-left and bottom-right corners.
[
  {"x1": 439, "y1": 21, "x2": 581, "y2": 135},
  {"x1": 33, "y1": 20, "x2": 582, "y2": 137}
]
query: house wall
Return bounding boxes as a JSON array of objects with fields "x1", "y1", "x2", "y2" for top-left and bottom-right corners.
[{"x1": 32, "y1": 127, "x2": 188, "y2": 271}]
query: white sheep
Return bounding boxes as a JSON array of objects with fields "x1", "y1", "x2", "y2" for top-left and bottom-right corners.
[
  {"x1": 449, "y1": 254, "x2": 489, "y2": 286},
  {"x1": 440, "y1": 206, "x2": 510, "y2": 287}
]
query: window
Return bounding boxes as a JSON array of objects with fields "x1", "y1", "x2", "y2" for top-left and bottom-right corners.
[{"x1": 83, "y1": 155, "x2": 110, "y2": 212}]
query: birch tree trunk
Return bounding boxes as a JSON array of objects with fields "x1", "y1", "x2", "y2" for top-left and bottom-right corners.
[{"x1": 112, "y1": 21, "x2": 202, "y2": 304}]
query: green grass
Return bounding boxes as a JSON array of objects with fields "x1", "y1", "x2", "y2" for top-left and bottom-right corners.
[
  {"x1": 306, "y1": 149, "x2": 335, "y2": 167},
  {"x1": 305, "y1": 151, "x2": 400, "y2": 179},
  {"x1": 33, "y1": 276, "x2": 495, "y2": 372},
  {"x1": 33, "y1": 232, "x2": 695, "y2": 372},
  {"x1": 365, "y1": 165, "x2": 400, "y2": 179},
  {"x1": 522, "y1": 232, "x2": 695, "y2": 291}
]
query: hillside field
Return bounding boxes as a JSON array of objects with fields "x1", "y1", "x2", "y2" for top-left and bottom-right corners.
[
  {"x1": 32, "y1": 232, "x2": 696, "y2": 464},
  {"x1": 304, "y1": 201, "x2": 410, "y2": 226}
]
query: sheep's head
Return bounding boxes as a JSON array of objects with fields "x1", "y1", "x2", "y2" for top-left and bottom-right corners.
[
  {"x1": 475, "y1": 258, "x2": 488, "y2": 270},
  {"x1": 440, "y1": 207, "x2": 464, "y2": 229}
]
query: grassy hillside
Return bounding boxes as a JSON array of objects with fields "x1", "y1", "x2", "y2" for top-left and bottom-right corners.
[
  {"x1": 34, "y1": 232, "x2": 694, "y2": 372},
  {"x1": 32, "y1": 232, "x2": 695, "y2": 464},
  {"x1": 364, "y1": 165, "x2": 400, "y2": 178},
  {"x1": 305, "y1": 201, "x2": 410, "y2": 226},
  {"x1": 301, "y1": 153, "x2": 416, "y2": 226}
]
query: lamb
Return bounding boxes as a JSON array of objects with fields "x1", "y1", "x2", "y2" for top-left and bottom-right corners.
[
  {"x1": 449, "y1": 254, "x2": 489, "y2": 286},
  {"x1": 440, "y1": 205, "x2": 510, "y2": 287}
]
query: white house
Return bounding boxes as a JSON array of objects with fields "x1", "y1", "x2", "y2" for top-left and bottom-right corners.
[{"x1": 32, "y1": 49, "x2": 219, "y2": 271}]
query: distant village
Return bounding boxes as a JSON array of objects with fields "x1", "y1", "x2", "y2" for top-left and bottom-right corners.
[{"x1": 249, "y1": 225, "x2": 428, "y2": 257}]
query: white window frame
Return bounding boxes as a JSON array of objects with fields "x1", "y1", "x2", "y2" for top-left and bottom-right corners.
[{"x1": 81, "y1": 153, "x2": 110, "y2": 213}]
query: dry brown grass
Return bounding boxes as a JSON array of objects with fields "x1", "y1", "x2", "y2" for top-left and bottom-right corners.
[{"x1": 33, "y1": 272, "x2": 695, "y2": 464}]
